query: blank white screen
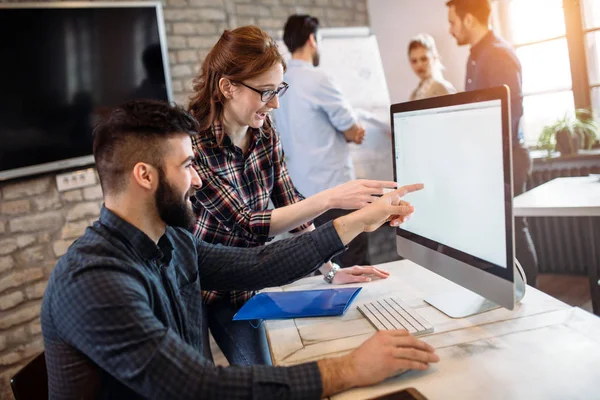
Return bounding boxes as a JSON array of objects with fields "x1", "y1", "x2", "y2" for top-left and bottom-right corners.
[{"x1": 394, "y1": 100, "x2": 507, "y2": 268}]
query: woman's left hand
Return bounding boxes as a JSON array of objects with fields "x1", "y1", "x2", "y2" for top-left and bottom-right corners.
[{"x1": 332, "y1": 265, "x2": 390, "y2": 284}]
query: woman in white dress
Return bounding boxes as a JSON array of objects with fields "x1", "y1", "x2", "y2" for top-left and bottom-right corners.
[{"x1": 408, "y1": 34, "x2": 456, "y2": 101}]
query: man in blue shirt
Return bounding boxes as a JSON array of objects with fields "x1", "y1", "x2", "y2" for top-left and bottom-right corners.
[
  {"x1": 41, "y1": 100, "x2": 438, "y2": 399},
  {"x1": 446, "y1": 0, "x2": 539, "y2": 286},
  {"x1": 273, "y1": 14, "x2": 370, "y2": 269}
]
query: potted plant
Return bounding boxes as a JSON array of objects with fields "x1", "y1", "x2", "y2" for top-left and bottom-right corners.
[
  {"x1": 574, "y1": 109, "x2": 599, "y2": 150},
  {"x1": 537, "y1": 110, "x2": 599, "y2": 157}
]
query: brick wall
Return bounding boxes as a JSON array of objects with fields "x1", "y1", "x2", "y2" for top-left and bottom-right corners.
[{"x1": 0, "y1": 0, "x2": 368, "y2": 398}]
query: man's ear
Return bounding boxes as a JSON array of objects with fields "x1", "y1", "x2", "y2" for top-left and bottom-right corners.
[
  {"x1": 308, "y1": 33, "x2": 318, "y2": 48},
  {"x1": 132, "y1": 162, "x2": 157, "y2": 192},
  {"x1": 218, "y1": 77, "x2": 235, "y2": 100},
  {"x1": 463, "y1": 13, "x2": 475, "y2": 29}
]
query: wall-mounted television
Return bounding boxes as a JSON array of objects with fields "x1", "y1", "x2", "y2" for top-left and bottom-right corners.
[{"x1": 0, "y1": 2, "x2": 172, "y2": 181}]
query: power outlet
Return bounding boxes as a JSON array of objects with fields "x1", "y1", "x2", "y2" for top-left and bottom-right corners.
[{"x1": 56, "y1": 168, "x2": 97, "y2": 192}]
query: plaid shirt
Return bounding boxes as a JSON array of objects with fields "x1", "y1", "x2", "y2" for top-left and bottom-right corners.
[
  {"x1": 41, "y1": 206, "x2": 345, "y2": 399},
  {"x1": 191, "y1": 118, "x2": 310, "y2": 307}
]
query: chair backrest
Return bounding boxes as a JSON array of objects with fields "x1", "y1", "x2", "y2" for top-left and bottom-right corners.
[{"x1": 10, "y1": 352, "x2": 48, "y2": 400}]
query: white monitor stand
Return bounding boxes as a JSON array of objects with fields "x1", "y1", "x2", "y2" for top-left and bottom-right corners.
[{"x1": 424, "y1": 259, "x2": 527, "y2": 319}]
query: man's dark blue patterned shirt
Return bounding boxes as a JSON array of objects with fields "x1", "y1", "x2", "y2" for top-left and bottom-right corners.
[
  {"x1": 41, "y1": 206, "x2": 345, "y2": 399},
  {"x1": 465, "y1": 30, "x2": 524, "y2": 144}
]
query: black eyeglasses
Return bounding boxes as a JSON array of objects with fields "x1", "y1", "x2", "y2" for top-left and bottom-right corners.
[{"x1": 235, "y1": 81, "x2": 289, "y2": 102}]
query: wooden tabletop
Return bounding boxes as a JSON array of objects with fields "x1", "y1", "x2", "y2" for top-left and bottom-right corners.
[
  {"x1": 513, "y1": 176, "x2": 600, "y2": 217},
  {"x1": 264, "y1": 260, "x2": 600, "y2": 399}
]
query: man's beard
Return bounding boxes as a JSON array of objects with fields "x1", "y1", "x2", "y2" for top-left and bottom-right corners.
[
  {"x1": 155, "y1": 168, "x2": 195, "y2": 231},
  {"x1": 455, "y1": 37, "x2": 468, "y2": 46},
  {"x1": 453, "y1": 32, "x2": 468, "y2": 46},
  {"x1": 312, "y1": 50, "x2": 320, "y2": 67}
]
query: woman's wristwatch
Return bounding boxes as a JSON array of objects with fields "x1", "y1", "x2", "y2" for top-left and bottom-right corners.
[{"x1": 323, "y1": 263, "x2": 341, "y2": 284}]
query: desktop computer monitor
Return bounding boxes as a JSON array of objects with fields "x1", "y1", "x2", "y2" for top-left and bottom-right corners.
[{"x1": 391, "y1": 86, "x2": 516, "y2": 318}]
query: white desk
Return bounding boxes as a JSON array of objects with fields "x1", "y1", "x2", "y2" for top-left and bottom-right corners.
[
  {"x1": 513, "y1": 176, "x2": 600, "y2": 217},
  {"x1": 513, "y1": 176, "x2": 600, "y2": 314},
  {"x1": 264, "y1": 261, "x2": 600, "y2": 400}
]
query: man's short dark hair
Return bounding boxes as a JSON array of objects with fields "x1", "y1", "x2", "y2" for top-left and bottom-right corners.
[
  {"x1": 92, "y1": 100, "x2": 199, "y2": 195},
  {"x1": 283, "y1": 14, "x2": 320, "y2": 54},
  {"x1": 446, "y1": 0, "x2": 492, "y2": 25}
]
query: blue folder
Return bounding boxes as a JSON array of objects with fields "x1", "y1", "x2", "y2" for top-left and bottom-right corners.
[{"x1": 232, "y1": 287, "x2": 363, "y2": 321}]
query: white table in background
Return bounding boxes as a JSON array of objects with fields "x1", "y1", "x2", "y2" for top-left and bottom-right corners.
[
  {"x1": 264, "y1": 260, "x2": 600, "y2": 400},
  {"x1": 513, "y1": 176, "x2": 600, "y2": 314}
]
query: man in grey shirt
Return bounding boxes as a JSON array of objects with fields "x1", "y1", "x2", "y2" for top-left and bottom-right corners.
[
  {"x1": 41, "y1": 100, "x2": 438, "y2": 399},
  {"x1": 274, "y1": 14, "x2": 371, "y2": 268}
]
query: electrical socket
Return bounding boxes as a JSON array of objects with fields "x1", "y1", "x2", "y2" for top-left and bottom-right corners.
[{"x1": 56, "y1": 168, "x2": 97, "y2": 192}]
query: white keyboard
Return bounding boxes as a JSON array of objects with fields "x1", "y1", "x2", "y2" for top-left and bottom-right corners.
[{"x1": 358, "y1": 297, "x2": 434, "y2": 336}]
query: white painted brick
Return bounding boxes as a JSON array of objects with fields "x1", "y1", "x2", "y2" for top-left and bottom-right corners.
[
  {"x1": 171, "y1": 64, "x2": 195, "y2": 78},
  {"x1": 61, "y1": 220, "x2": 90, "y2": 240},
  {"x1": 0, "y1": 269, "x2": 45, "y2": 295},
  {"x1": 236, "y1": 4, "x2": 271, "y2": 16},
  {"x1": 188, "y1": 36, "x2": 221, "y2": 49},
  {"x1": 0, "y1": 337, "x2": 43, "y2": 367},
  {"x1": 28, "y1": 319, "x2": 42, "y2": 336},
  {"x1": 173, "y1": 93, "x2": 190, "y2": 106},
  {"x1": 169, "y1": 51, "x2": 177, "y2": 65},
  {"x1": 6, "y1": 326, "x2": 28, "y2": 346},
  {"x1": 16, "y1": 235, "x2": 36, "y2": 249},
  {"x1": 173, "y1": 22, "x2": 197, "y2": 35},
  {"x1": 83, "y1": 185, "x2": 103, "y2": 201},
  {"x1": 177, "y1": 49, "x2": 198, "y2": 63},
  {"x1": 66, "y1": 202, "x2": 100, "y2": 222},
  {"x1": 9, "y1": 211, "x2": 64, "y2": 233},
  {"x1": 0, "y1": 235, "x2": 36, "y2": 256},
  {"x1": 194, "y1": 8, "x2": 227, "y2": 20},
  {"x1": 171, "y1": 79, "x2": 184, "y2": 92},
  {"x1": 188, "y1": 0, "x2": 224, "y2": 6},
  {"x1": 33, "y1": 189, "x2": 62, "y2": 211},
  {"x1": 164, "y1": 8, "x2": 226, "y2": 21},
  {"x1": 257, "y1": 17, "x2": 284, "y2": 28},
  {"x1": 195, "y1": 22, "x2": 220, "y2": 34},
  {"x1": 38, "y1": 232, "x2": 52, "y2": 244},
  {"x1": 53, "y1": 239, "x2": 76, "y2": 257},
  {"x1": 22, "y1": 337, "x2": 44, "y2": 358},
  {"x1": 25, "y1": 281, "x2": 47, "y2": 300},
  {"x1": 15, "y1": 246, "x2": 46, "y2": 265},
  {"x1": 0, "y1": 239, "x2": 17, "y2": 256},
  {"x1": 0, "y1": 301, "x2": 41, "y2": 330},
  {"x1": 61, "y1": 189, "x2": 83, "y2": 202},
  {"x1": 168, "y1": 0, "x2": 187, "y2": 7},
  {"x1": 326, "y1": 7, "x2": 354, "y2": 19},
  {"x1": 168, "y1": 35, "x2": 188, "y2": 49},
  {"x1": 2, "y1": 177, "x2": 52, "y2": 200},
  {"x1": 0, "y1": 291, "x2": 25, "y2": 311},
  {"x1": 163, "y1": 9, "x2": 190, "y2": 21},
  {"x1": 0, "y1": 256, "x2": 14, "y2": 274},
  {"x1": 0, "y1": 351, "x2": 21, "y2": 367},
  {"x1": 272, "y1": 6, "x2": 297, "y2": 18},
  {"x1": 0, "y1": 199, "x2": 31, "y2": 216}
]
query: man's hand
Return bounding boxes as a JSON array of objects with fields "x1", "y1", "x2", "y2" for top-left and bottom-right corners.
[
  {"x1": 342, "y1": 123, "x2": 366, "y2": 144},
  {"x1": 333, "y1": 183, "x2": 424, "y2": 245},
  {"x1": 318, "y1": 330, "x2": 439, "y2": 397},
  {"x1": 332, "y1": 265, "x2": 390, "y2": 284},
  {"x1": 324, "y1": 179, "x2": 398, "y2": 210}
]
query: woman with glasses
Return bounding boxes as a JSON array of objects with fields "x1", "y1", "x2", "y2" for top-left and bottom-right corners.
[{"x1": 187, "y1": 26, "x2": 393, "y2": 366}]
